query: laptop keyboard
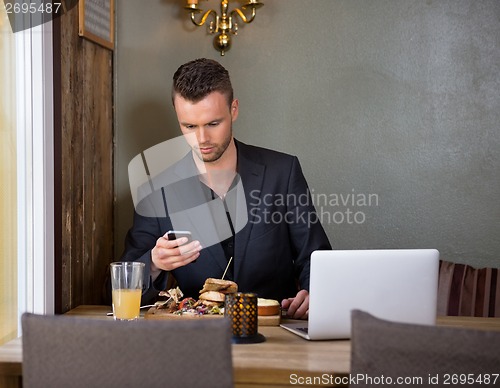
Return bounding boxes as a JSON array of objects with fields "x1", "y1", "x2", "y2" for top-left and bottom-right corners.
[{"x1": 296, "y1": 327, "x2": 308, "y2": 334}]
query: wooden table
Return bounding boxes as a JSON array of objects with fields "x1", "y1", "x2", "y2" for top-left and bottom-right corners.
[{"x1": 1, "y1": 306, "x2": 500, "y2": 388}]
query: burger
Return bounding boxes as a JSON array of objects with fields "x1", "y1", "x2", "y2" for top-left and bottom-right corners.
[
  {"x1": 155, "y1": 278, "x2": 238, "y2": 316},
  {"x1": 198, "y1": 278, "x2": 238, "y2": 307},
  {"x1": 257, "y1": 298, "x2": 281, "y2": 316}
]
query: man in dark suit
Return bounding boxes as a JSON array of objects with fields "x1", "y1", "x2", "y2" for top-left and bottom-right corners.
[{"x1": 121, "y1": 58, "x2": 331, "y2": 319}]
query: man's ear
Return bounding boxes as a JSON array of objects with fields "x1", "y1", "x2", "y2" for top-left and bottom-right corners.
[{"x1": 231, "y1": 99, "x2": 239, "y2": 121}]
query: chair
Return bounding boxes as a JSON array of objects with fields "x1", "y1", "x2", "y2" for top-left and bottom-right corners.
[
  {"x1": 437, "y1": 260, "x2": 500, "y2": 317},
  {"x1": 22, "y1": 313, "x2": 233, "y2": 388},
  {"x1": 351, "y1": 310, "x2": 500, "y2": 387}
]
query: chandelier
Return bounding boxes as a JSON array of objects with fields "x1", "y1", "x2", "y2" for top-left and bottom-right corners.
[{"x1": 184, "y1": 0, "x2": 264, "y2": 56}]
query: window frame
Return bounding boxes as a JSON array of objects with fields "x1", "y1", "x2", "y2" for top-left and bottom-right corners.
[{"x1": 15, "y1": 18, "x2": 55, "y2": 333}]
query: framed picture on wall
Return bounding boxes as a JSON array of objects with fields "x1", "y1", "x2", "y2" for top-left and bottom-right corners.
[{"x1": 78, "y1": 0, "x2": 114, "y2": 50}]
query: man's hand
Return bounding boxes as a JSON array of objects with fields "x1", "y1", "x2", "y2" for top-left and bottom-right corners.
[
  {"x1": 281, "y1": 289, "x2": 309, "y2": 320},
  {"x1": 151, "y1": 233, "x2": 202, "y2": 271}
]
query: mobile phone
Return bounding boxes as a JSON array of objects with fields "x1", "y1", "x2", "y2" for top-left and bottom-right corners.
[
  {"x1": 166, "y1": 230, "x2": 196, "y2": 264},
  {"x1": 166, "y1": 230, "x2": 192, "y2": 244}
]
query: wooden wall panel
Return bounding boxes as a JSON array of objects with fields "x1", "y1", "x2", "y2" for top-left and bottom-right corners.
[{"x1": 57, "y1": 4, "x2": 114, "y2": 312}]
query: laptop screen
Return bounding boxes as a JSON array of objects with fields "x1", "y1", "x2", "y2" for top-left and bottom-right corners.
[{"x1": 306, "y1": 249, "x2": 439, "y2": 340}]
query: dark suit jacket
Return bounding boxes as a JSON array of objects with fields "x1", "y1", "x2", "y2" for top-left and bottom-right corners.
[{"x1": 120, "y1": 140, "x2": 332, "y2": 304}]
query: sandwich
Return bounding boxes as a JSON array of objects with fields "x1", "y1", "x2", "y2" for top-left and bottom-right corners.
[
  {"x1": 155, "y1": 278, "x2": 238, "y2": 316},
  {"x1": 257, "y1": 298, "x2": 280, "y2": 316},
  {"x1": 198, "y1": 278, "x2": 238, "y2": 307}
]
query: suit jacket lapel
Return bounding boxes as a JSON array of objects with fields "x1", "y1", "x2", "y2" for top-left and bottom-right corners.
[{"x1": 234, "y1": 140, "x2": 266, "y2": 279}]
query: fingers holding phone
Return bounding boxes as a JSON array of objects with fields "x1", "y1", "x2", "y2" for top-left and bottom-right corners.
[
  {"x1": 152, "y1": 230, "x2": 202, "y2": 271},
  {"x1": 166, "y1": 230, "x2": 201, "y2": 255},
  {"x1": 167, "y1": 230, "x2": 191, "y2": 246}
]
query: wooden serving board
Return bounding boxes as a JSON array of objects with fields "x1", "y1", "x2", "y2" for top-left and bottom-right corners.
[
  {"x1": 145, "y1": 308, "x2": 280, "y2": 326},
  {"x1": 257, "y1": 314, "x2": 281, "y2": 326},
  {"x1": 144, "y1": 308, "x2": 223, "y2": 320}
]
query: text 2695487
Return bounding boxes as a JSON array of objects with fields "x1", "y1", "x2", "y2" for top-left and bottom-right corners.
[{"x1": 4, "y1": 2, "x2": 62, "y2": 14}]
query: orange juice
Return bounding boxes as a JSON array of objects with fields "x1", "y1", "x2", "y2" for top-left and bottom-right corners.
[{"x1": 112, "y1": 289, "x2": 142, "y2": 320}]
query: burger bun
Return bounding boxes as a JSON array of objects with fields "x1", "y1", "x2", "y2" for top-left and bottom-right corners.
[{"x1": 257, "y1": 298, "x2": 280, "y2": 316}]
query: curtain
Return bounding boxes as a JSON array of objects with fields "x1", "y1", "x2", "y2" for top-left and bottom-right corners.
[{"x1": 0, "y1": 1, "x2": 18, "y2": 345}]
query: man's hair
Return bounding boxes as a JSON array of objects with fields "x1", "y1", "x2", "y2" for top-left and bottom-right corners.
[{"x1": 172, "y1": 58, "x2": 234, "y2": 107}]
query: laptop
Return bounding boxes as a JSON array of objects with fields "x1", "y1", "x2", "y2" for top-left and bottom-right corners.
[{"x1": 280, "y1": 249, "x2": 440, "y2": 340}]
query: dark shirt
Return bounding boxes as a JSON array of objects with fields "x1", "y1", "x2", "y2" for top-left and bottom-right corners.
[{"x1": 199, "y1": 176, "x2": 240, "y2": 280}]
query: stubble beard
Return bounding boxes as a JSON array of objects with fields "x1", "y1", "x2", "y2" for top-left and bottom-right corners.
[{"x1": 194, "y1": 130, "x2": 233, "y2": 164}]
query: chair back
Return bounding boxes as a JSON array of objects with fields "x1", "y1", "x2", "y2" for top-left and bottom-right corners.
[
  {"x1": 438, "y1": 260, "x2": 500, "y2": 317},
  {"x1": 22, "y1": 313, "x2": 233, "y2": 388},
  {"x1": 351, "y1": 309, "x2": 500, "y2": 387}
]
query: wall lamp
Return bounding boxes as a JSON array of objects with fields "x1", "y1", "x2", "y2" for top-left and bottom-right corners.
[{"x1": 184, "y1": 0, "x2": 264, "y2": 56}]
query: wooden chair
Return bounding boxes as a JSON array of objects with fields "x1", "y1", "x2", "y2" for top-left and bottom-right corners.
[
  {"x1": 22, "y1": 313, "x2": 233, "y2": 388},
  {"x1": 437, "y1": 260, "x2": 500, "y2": 317},
  {"x1": 350, "y1": 310, "x2": 500, "y2": 387}
]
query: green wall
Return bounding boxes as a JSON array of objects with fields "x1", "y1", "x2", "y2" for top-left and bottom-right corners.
[{"x1": 115, "y1": 0, "x2": 500, "y2": 267}]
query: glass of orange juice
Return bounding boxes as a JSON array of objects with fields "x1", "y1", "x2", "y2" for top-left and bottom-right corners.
[{"x1": 110, "y1": 262, "x2": 145, "y2": 321}]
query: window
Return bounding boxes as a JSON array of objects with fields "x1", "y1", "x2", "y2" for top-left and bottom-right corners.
[
  {"x1": 0, "y1": 2, "x2": 54, "y2": 345},
  {"x1": 0, "y1": 3, "x2": 17, "y2": 345}
]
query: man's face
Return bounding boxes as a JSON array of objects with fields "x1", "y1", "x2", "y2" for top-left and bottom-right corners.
[{"x1": 174, "y1": 91, "x2": 239, "y2": 164}]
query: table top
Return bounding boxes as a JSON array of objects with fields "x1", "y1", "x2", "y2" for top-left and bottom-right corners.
[
  {"x1": 64, "y1": 306, "x2": 352, "y2": 385},
  {"x1": 2, "y1": 306, "x2": 500, "y2": 387}
]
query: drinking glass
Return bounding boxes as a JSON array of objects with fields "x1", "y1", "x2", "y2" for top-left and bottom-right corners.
[{"x1": 110, "y1": 262, "x2": 144, "y2": 321}]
